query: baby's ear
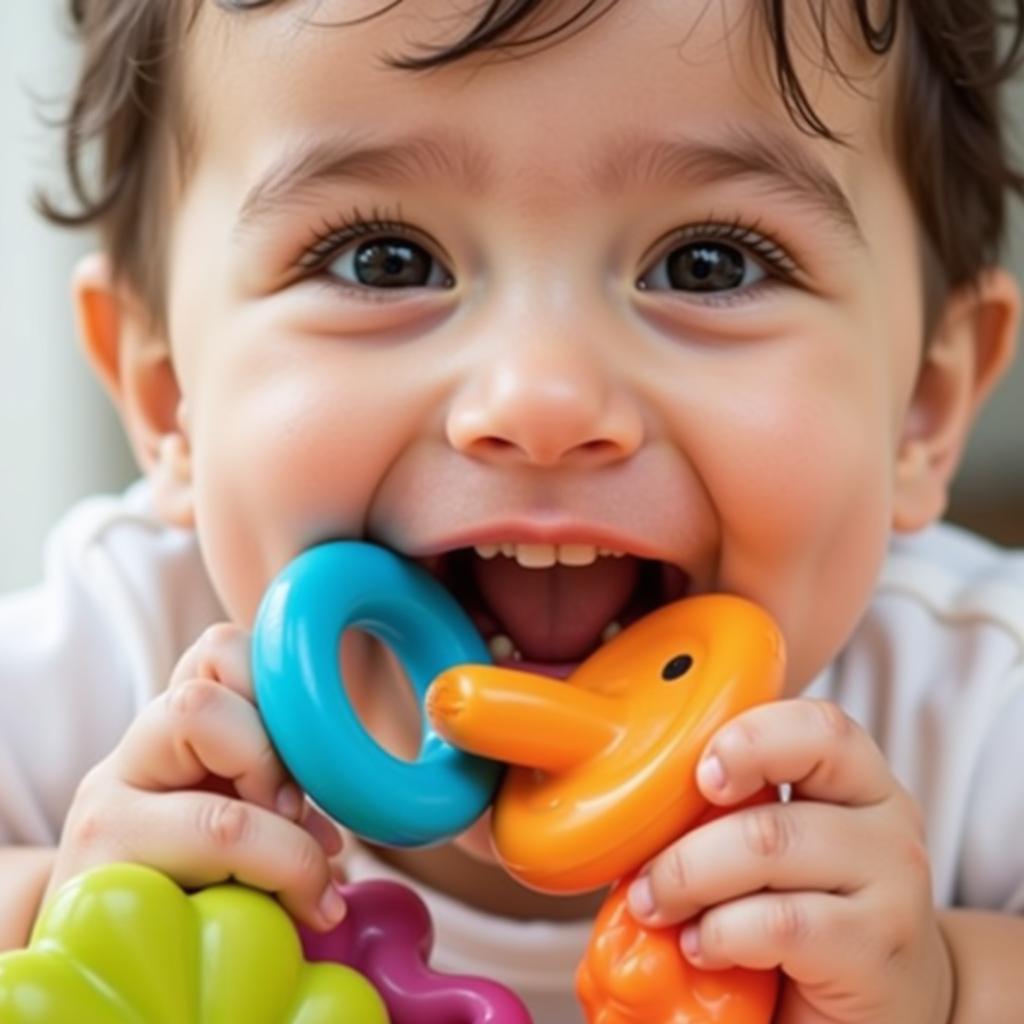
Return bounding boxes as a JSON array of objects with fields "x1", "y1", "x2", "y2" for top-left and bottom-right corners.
[
  {"x1": 73, "y1": 252, "x2": 194, "y2": 528},
  {"x1": 892, "y1": 266, "x2": 1020, "y2": 533}
]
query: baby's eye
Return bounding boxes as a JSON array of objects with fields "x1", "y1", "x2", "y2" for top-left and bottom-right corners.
[
  {"x1": 325, "y1": 236, "x2": 454, "y2": 290},
  {"x1": 638, "y1": 240, "x2": 766, "y2": 294}
]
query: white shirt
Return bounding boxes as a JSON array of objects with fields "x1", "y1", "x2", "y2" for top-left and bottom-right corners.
[{"x1": 2, "y1": 483, "x2": 1023, "y2": 1021}]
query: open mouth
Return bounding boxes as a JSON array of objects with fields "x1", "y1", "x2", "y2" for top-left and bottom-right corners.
[{"x1": 422, "y1": 544, "x2": 690, "y2": 678}]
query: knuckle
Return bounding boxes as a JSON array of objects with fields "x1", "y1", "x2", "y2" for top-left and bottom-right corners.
[
  {"x1": 877, "y1": 918, "x2": 913, "y2": 966},
  {"x1": 194, "y1": 623, "x2": 243, "y2": 678},
  {"x1": 902, "y1": 836, "x2": 932, "y2": 882},
  {"x1": 743, "y1": 806, "x2": 792, "y2": 860},
  {"x1": 288, "y1": 834, "x2": 325, "y2": 885},
  {"x1": 168, "y1": 678, "x2": 218, "y2": 721},
  {"x1": 879, "y1": 886, "x2": 926, "y2": 954},
  {"x1": 199, "y1": 621, "x2": 241, "y2": 652},
  {"x1": 660, "y1": 843, "x2": 689, "y2": 891},
  {"x1": 66, "y1": 805, "x2": 108, "y2": 850},
  {"x1": 66, "y1": 768, "x2": 115, "y2": 847},
  {"x1": 724, "y1": 717, "x2": 761, "y2": 756},
  {"x1": 812, "y1": 700, "x2": 852, "y2": 740},
  {"x1": 200, "y1": 798, "x2": 250, "y2": 849},
  {"x1": 765, "y1": 895, "x2": 808, "y2": 947}
]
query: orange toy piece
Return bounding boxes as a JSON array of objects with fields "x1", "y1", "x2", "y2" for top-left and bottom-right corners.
[
  {"x1": 577, "y1": 870, "x2": 779, "y2": 1024},
  {"x1": 426, "y1": 595, "x2": 785, "y2": 893},
  {"x1": 576, "y1": 795, "x2": 780, "y2": 1024}
]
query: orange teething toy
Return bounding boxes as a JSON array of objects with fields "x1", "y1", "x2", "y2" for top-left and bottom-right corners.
[
  {"x1": 427, "y1": 594, "x2": 784, "y2": 892},
  {"x1": 426, "y1": 594, "x2": 785, "y2": 1023}
]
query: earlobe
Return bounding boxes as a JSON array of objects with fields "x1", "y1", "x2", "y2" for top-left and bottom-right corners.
[
  {"x1": 73, "y1": 252, "x2": 195, "y2": 528},
  {"x1": 150, "y1": 429, "x2": 196, "y2": 529},
  {"x1": 893, "y1": 267, "x2": 1020, "y2": 533}
]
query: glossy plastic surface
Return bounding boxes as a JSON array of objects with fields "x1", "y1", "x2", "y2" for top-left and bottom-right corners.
[
  {"x1": 427, "y1": 594, "x2": 785, "y2": 892},
  {"x1": 576, "y1": 870, "x2": 779, "y2": 1024},
  {"x1": 0, "y1": 864, "x2": 387, "y2": 1023},
  {"x1": 577, "y1": 792, "x2": 780, "y2": 1024},
  {"x1": 253, "y1": 540, "x2": 501, "y2": 846},
  {"x1": 301, "y1": 878, "x2": 532, "y2": 1024}
]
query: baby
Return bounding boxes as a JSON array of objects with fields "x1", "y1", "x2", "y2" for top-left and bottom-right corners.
[{"x1": 2, "y1": 1, "x2": 1024, "y2": 1021}]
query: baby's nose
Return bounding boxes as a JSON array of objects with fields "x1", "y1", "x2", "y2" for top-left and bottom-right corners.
[{"x1": 445, "y1": 337, "x2": 644, "y2": 468}]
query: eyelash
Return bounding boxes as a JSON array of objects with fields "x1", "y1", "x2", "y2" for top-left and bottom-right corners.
[
  {"x1": 295, "y1": 205, "x2": 802, "y2": 295},
  {"x1": 651, "y1": 215, "x2": 801, "y2": 280},
  {"x1": 296, "y1": 204, "x2": 429, "y2": 272}
]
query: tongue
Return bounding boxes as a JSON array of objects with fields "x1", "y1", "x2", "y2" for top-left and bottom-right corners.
[{"x1": 471, "y1": 555, "x2": 640, "y2": 662}]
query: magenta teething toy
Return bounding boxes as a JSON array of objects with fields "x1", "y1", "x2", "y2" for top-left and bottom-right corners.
[{"x1": 301, "y1": 879, "x2": 532, "y2": 1024}]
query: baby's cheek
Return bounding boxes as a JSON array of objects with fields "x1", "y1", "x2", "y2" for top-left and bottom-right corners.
[{"x1": 190, "y1": 394, "x2": 376, "y2": 623}]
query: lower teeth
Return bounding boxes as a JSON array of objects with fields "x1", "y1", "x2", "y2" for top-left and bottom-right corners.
[
  {"x1": 486, "y1": 620, "x2": 622, "y2": 663},
  {"x1": 487, "y1": 634, "x2": 518, "y2": 660}
]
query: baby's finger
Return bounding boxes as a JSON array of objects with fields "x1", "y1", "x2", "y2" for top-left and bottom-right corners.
[
  {"x1": 634, "y1": 800, "x2": 879, "y2": 926},
  {"x1": 697, "y1": 699, "x2": 896, "y2": 808},
  {"x1": 681, "y1": 889, "x2": 888, "y2": 987},
  {"x1": 113, "y1": 789, "x2": 345, "y2": 931},
  {"x1": 170, "y1": 623, "x2": 253, "y2": 700},
  {"x1": 116, "y1": 680, "x2": 296, "y2": 817},
  {"x1": 302, "y1": 802, "x2": 344, "y2": 856}
]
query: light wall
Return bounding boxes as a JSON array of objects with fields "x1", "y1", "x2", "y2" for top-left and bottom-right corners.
[
  {"x1": 0, "y1": 4, "x2": 135, "y2": 591},
  {"x1": 0, "y1": 5, "x2": 1021, "y2": 590}
]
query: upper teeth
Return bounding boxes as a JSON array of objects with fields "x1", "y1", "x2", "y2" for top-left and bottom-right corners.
[{"x1": 473, "y1": 543, "x2": 626, "y2": 568}]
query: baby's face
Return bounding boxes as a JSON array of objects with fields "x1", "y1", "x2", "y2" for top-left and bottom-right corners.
[{"x1": 167, "y1": 0, "x2": 924, "y2": 695}]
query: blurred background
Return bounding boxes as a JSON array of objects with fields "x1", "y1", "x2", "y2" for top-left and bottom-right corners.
[{"x1": 0, "y1": 3, "x2": 1021, "y2": 591}]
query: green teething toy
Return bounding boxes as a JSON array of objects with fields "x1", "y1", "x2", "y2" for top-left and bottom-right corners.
[{"x1": 0, "y1": 863, "x2": 388, "y2": 1023}]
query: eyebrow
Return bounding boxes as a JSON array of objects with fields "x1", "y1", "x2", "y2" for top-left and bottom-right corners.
[
  {"x1": 596, "y1": 126, "x2": 865, "y2": 247},
  {"x1": 235, "y1": 124, "x2": 864, "y2": 247},
  {"x1": 235, "y1": 132, "x2": 490, "y2": 236}
]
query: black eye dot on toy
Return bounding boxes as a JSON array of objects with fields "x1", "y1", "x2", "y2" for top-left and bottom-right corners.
[{"x1": 661, "y1": 653, "x2": 694, "y2": 681}]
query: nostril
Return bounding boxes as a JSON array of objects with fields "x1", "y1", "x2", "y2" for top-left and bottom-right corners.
[
  {"x1": 466, "y1": 435, "x2": 625, "y2": 466},
  {"x1": 580, "y1": 439, "x2": 619, "y2": 458},
  {"x1": 479, "y1": 437, "x2": 518, "y2": 453}
]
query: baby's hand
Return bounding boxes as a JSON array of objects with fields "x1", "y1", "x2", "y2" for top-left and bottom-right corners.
[
  {"x1": 49, "y1": 624, "x2": 346, "y2": 931},
  {"x1": 627, "y1": 699, "x2": 953, "y2": 1024}
]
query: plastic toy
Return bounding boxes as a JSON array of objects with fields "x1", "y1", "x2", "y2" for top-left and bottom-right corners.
[
  {"x1": 300, "y1": 878, "x2": 532, "y2": 1023},
  {"x1": 576, "y1": 867, "x2": 778, "y2": 1024},
  {"x1": 575, "y1": 795, "x2": 780, "y2": 1024},
  {"x1": 0, "y1": 863, "x2": 387, "y2": 1023},
  {"x1": 0, "y1": 864, "x2": 534, "y2": 1024},
  {"x1": 426, "y1": 594, "x2": 784, "y2": 1022},
  {"x1": 426, "y1": 595, "x2": 784, "y2": 891},
  {"x1": 252, "y1": 541, "x2": 501, "y2": 846}
]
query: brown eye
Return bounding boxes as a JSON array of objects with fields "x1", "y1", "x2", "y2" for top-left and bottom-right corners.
[
  {"x1": 323, "y1": 231, "x2": 455, "y2": 292},
  {"x1": 353, "y1": 238, "x2": 437, "y2": 288},
  {"x1": 661, "y1": 654, "x2": 693, "y2": 681},
  {"x1": 665, "y1": 242, "x2": 746, "y2": 291}
]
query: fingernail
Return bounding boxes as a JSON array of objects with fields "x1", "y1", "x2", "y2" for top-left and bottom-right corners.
[
  {"x1": 318, "y1": 883, "x2": 347, "y2": 927},
  {"x1": 697, "y1": 753, "x2": 726, "y2": 792},
  {"x1": 627, "y1": 876, "x2": 656, "y2": 920},
  {"x1": 275, "y1": 783, "x2": 302, "y2": 819},
  {"x1": 681, "y1": 922, "x2": 700, "y2": 959}
]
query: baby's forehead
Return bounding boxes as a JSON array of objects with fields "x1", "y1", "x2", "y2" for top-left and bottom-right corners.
[{"x1": 182, "y1": 0, "x2": 895, "y2": 195}]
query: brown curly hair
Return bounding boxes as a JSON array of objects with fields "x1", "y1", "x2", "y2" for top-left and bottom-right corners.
[{"x1": 40, "y1": 0, "x2": 1024, "y2": 327}]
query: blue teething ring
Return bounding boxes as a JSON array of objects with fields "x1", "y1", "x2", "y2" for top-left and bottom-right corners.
[{"x1": 252, "y1": 541, "x2": 500, "y2": 846}]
